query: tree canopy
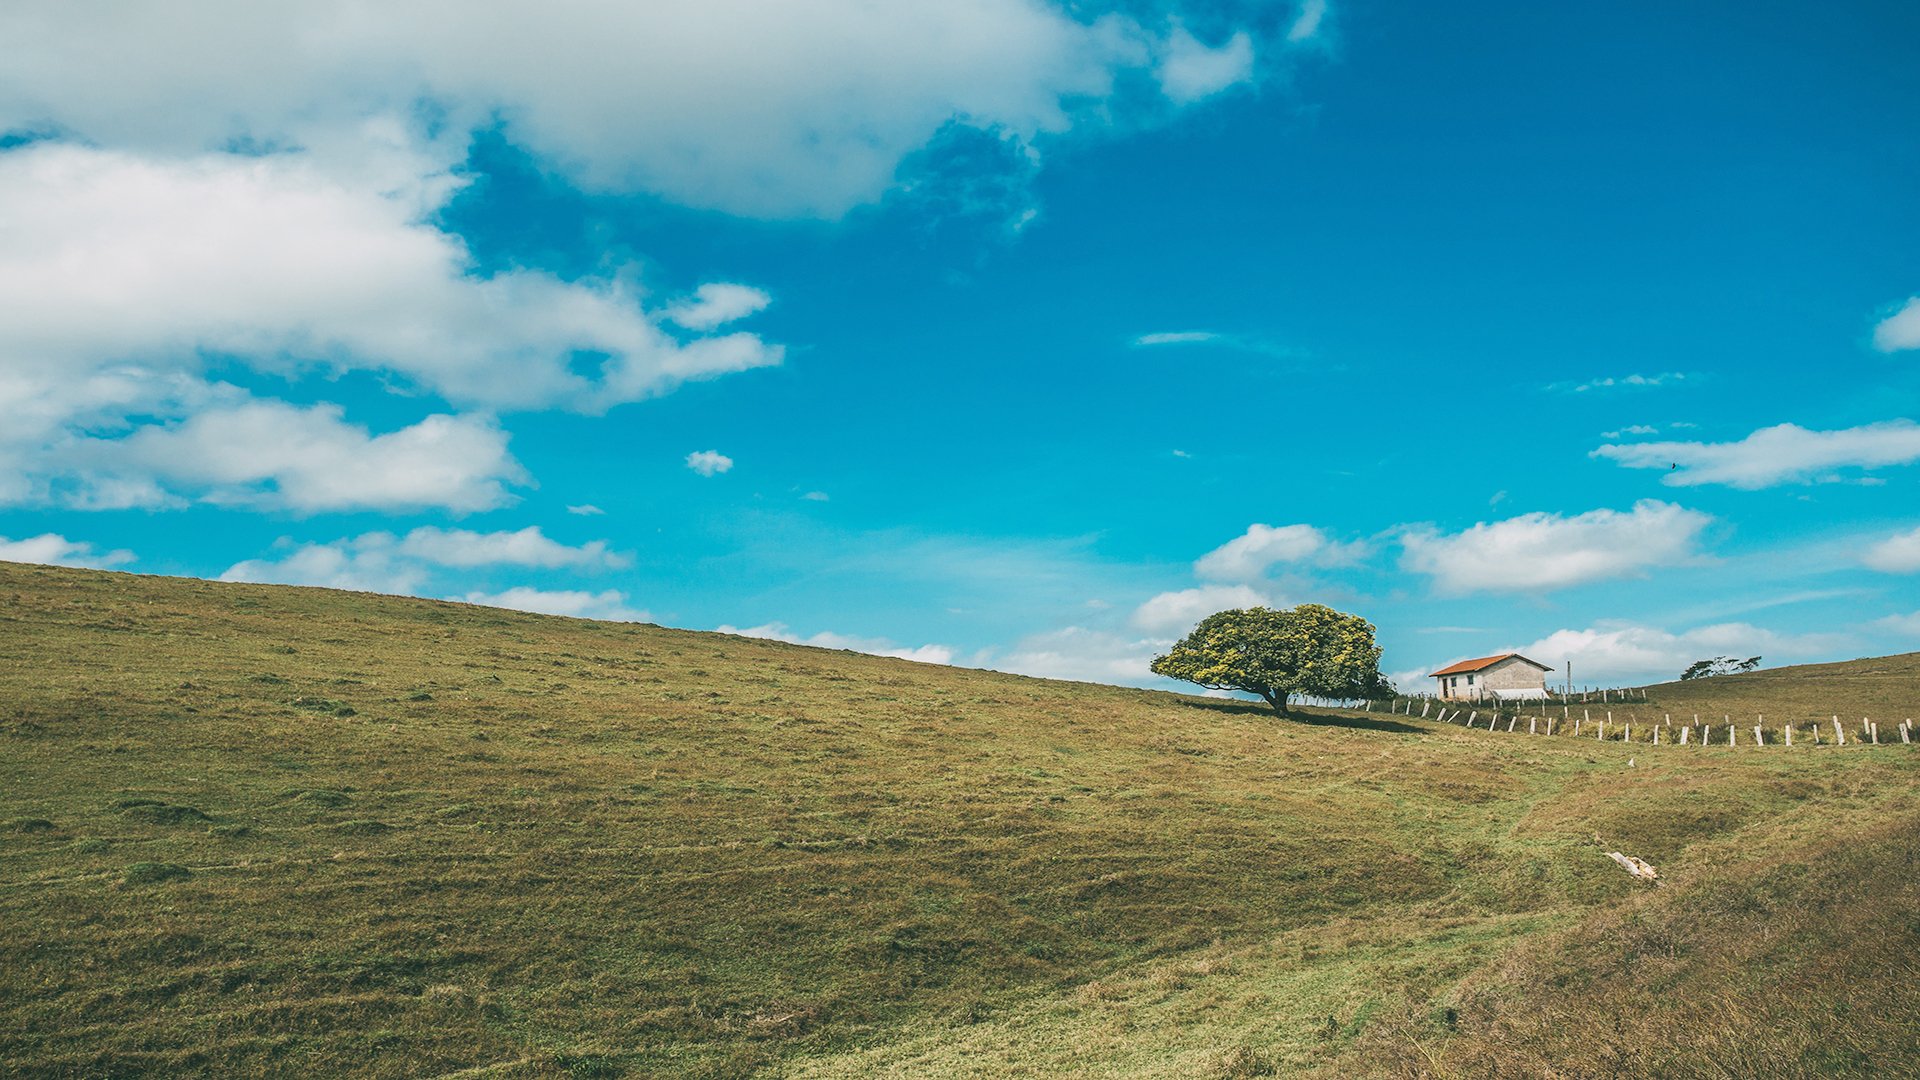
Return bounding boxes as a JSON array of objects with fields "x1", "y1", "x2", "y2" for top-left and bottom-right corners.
[
  {"x1": 1679, "y1": 655, "x2": 1761, "y2": 681},
  {"x1": 1150, "y1": 603, "x2": 1389, "y2": 717}
]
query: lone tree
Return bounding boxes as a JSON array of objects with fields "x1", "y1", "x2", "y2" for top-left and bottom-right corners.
[
  {"x1": 1150, "y1": 603, "x2": 1389, "y2": 718},
  {"x1": 1679, "y1": 655, "x2": 1761, "y2": 681}
]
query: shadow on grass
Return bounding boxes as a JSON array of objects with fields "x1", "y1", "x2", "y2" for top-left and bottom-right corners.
[{"x1": 1178, "y1": 697, "x2": 1427, "y2": 735}]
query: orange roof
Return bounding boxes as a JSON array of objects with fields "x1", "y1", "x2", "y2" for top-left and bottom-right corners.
[{"x1": 1429, "y1": 653, "x2": 1551, "y2": 677}]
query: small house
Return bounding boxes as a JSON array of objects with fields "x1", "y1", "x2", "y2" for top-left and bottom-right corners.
[{"x1": 1429, "y1": 653, "x2": 1552, "y2": 702}]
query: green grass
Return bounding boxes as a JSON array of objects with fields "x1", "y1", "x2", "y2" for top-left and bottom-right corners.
[{"x1": 1, "y1": 562, "x2": 1916, "y2": 1078}]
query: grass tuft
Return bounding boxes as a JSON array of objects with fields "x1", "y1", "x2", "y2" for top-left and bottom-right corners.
[{"x1": 122, "y1": 862, "x2": 192, "y2": 885}]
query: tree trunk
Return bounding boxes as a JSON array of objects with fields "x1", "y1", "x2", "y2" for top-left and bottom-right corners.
[{"x1": 1261, "y1": 690, "x2": 1290, "y2": 717}]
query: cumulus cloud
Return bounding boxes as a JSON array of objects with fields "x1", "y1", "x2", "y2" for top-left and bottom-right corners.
[
  {"x1": 988, "y1": 625, "x2": 1164, "y2": 684},
  {"x1": 221, "y1": 526, "x2": 626, "y2": 595},
  {"x1": 458, "y1": 587, "x2": 647, "y2": 622},
  {"x1": 1863, "y1": 526, "x2": 1920, "y2": 573},
  {"x1": 1593, "y1": 420, "x2": 1920, "y2": 489},
  {"x1": 1601, "y1": 425, "x2": 1660, "y2": 438},
  {"x1": 1399, "y1": 500, "x2": 1712, "y2": 595},
  {"x1": 222, "y1": 534, "x2": 427, "y2": 594},
  {"x1": 666, "y1": 284, "x2": 772, "y2": 331},
  {"x1": 0, "y1": 533, "x2": 134, "y2": 570},
  {"x1": 1505, "y1": 621, "x2": 1844, "y2": 685},
  {"x1": 73, "y1": 401, "x2": 526, "y2": 514},
  {"x1": 1156, "y1": 26, "x2": 1255, "y2": 105},
  {"x1": 1131, "y1": 583, "x2": 1272, "y2": 634},
  {"x1": 686, "y1": 450, "x2": 734, "y2": 477},
  {"x1": 397, "y1": 526, "x2": 629, "y2": 570},
  {"x1": 1195, "y1": 523, "x2": 1364, "y2": 581},
  {"x1": 0, "y1": 2, "x2": 1303, "y2": 220},
  {"x1": 717, "y1": 622, "x2": 954, "y2": 664},
  {"x1": 1873, "y1": 297, "x2": 1920, "y2": 352},
  {"x1": 0, "y1": 143, "x2": 782, "y2": 414}
]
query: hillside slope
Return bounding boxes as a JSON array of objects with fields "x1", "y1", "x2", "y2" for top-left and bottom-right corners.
[
  {"x1": 1643, "y1": 651, "x2": 1920, "y2": 721},
  {"x1": 1, "y1": 562, "x2": 1915, "y2": 1078}
]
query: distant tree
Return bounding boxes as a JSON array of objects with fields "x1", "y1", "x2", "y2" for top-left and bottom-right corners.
[
  {"x1": 1150, "y1": 603, "x2": 1388, "y2": 718},
  {"x1": 1679, "y1": 655, "x2": 1762, "y2": 681}
]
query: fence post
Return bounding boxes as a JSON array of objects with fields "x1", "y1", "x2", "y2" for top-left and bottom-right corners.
[
  {"x1": 1784, "y1": 723, "x2": 1792, "y2": 747},
  {"x1": 1729, "y1": 725, "x2": 1736, "y2": 747},
  {"x1": 1680, "y1": 726, "x2": 1689, "y2": 746},
  {"x1": 1902, "y1": 721, "x2": 1911, "y2": 744},
  {"x1": 1529, "y1": 717, "x2": 1537, "y2": 735},
  {"x1": 1507, "y1": 716, "x2": 1516, "y2": 732},
  {"x1": 1422, "y1": 701, "x2": 1430, "y2": 718},
  {"x1": 1754, "y1": 724, "x2": 1764, "y2": 747},
  {"x1": 1834, "y1": 717, "x2": 1845, "y2": 747},
  {"x1": 1870, "y1": 721, "x2": 1878, "y2": 745},
  {"x1": 1652, "y1": 726, "x2": 1660, "y2": 746},
  {"x1": 1598, "y1": 719, "x2": 1606, "y2": 741}
]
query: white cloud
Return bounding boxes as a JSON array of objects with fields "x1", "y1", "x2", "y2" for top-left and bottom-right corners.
[
  {"x1": 0, "y1": 143, "x2": 782, "y2": 415},
  {"x1": 222, "y1": 533, "x2": 426, "y2": 594},
  {"x1": 1399, "y1": 500, "x2": 1712, "y2": 595},
  {"x1": 686, "y1": 450, "x2": 734, "y2": 477},
  {"x1": 1873, "y1": 297, "x2": 1920, "y2": 352},
  {"x1": 566, "y1": 504, "x2": 605, "y2": 516},
  {"x1": 988, "y1": 625, "x2": 1165, "y2": 684},
  {"x1": 1131, "y1": 583, "x2": 1271, "y2": 634},
  {"x1": 801, "y1": 491, "x2": 830, "y2": 502},
  {"x1": 0, "y1": 533, "x2": 134, "y2": 570},
  {"x1": 666, "y1": 283, "x2": 771, "y2": 331},
  {"x1": 78, "y1": 401, "x2": 526, "y2": 514},
  {"x1": 458, "y1": 587, "x2": 647, "y2": 622},
  {"x1": 221, "y1": 526, "x2": 626, "y2": 594},
  {"x1": 1554, "y1": 372, "x2": 1688, "y2": 393},
  {"x1": 717, "y1": 622, "x2": 953, "y2": 664},
  {"x1": 1157, "y1": 26, "x2": 1255, "y2": 105},
  {"x1": 1601, "y1": 425, "x2": 1660, "y2": 438},
  {"x1": 0, "y1": 3, "x2": 1304, "y2": 220},
  {"x1": 397, "y1": 526, "x2": 629, "y2": 569},
  {"x1": 1287, "y1": 0, "x2": 1329, "y2": 42},
  {"x1": 1504, "y1": 621, "x2": 1844, "y2": 685},
  {"x1": 1863, "y1": 526, "x2": 1920, "y2": 573},
  {"x1": 1593, "y1": 420, "x2": 1920, "y2": 489},
  {"x1": 1134, "y1": 330, "x2": 1222, "y2": 346},
  {"x1": 1195, "y1": 523, "x2": 1363, "y2": 582},
  {"x1": 1876, "y1": 611, "x2": 1920, "y2": 637}
]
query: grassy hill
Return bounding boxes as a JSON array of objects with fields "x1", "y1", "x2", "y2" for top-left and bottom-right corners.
[
  {"x1": 2, "y1": 562, "x2": 1916, "y2": 1079},
  {"x1": 1644, "y1": 651, "x2": 1920, "y2": 722}
]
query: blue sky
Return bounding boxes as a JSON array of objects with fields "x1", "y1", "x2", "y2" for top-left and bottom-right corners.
[{"x1": 2, "y1": 1, "x2": 1917, "y2": 691}]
